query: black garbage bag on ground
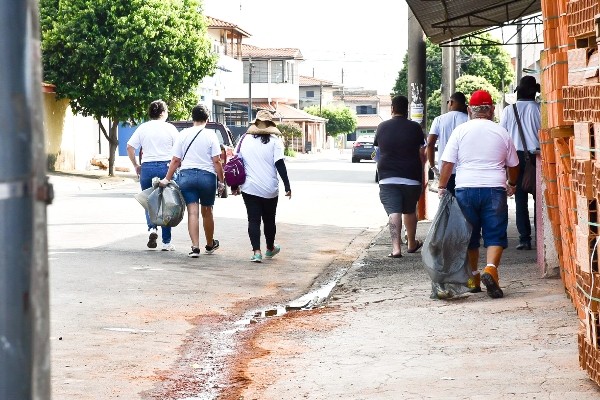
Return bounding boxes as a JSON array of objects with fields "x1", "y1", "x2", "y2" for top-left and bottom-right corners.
[
  {"x1": 421, "y1": 193, "x2": 472, "y2": 299},
  {"x1": 134, "y1": 177, "x2": 186, "y2": 227}
]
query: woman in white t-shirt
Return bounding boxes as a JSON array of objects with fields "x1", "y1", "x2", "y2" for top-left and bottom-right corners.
[
  {"x1": 160, "y1": 104, "x2": 225, "y2": 258},
  {"x1": 127, "y1": 100, "x2": 179, "y2": 251},
  {"x1": 231, "y1": 110, "x2": 292, "y2": 263}
]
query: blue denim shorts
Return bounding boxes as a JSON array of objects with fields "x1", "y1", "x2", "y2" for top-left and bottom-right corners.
[
  {"x1": 177, "y1": 168, "x2": 217, "y2": 206},
  {"x1": 455, "y1": 187, "x2": 508, "y2": 249}
]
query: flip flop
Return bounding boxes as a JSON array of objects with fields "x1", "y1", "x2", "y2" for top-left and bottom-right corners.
[
  {"x1": 387, "y1": 253, "x2": 402, "y2": 258},
  {"x1": 407, "y1": 240, "x2": 423, "y2": 254}
]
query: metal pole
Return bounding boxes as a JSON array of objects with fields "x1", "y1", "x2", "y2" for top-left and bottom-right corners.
[
  {"x1": 516, "y1": 19, "x2": 523, "y2": 84},
  {"x1": 441, "y1": 46, "x2": 451, "y2": 114},
  {"x1": 449, "y1": 44, "x2": 457, "y2": 96},
  {"x1": 248, "y1": 57, "x2": 252, "y2": 125},
  {"x1": 0, "y1": 1, "x2": 52, "y2": 399},
  {"x1": 407, "y1": 8, "x2": 427, "y2": 220}
]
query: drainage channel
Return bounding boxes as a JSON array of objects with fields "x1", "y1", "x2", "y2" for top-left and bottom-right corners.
[{"x1": 177, "y1": 261, "x2": 364, "y2": 400}]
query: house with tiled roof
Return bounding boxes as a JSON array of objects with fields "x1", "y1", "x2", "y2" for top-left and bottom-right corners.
[
  {"x1": 299, "y1": 76, "x2": 343, "y2": 110},
  {"x1": 332, "y1": 90, "x2": 392, "y2": 145}
]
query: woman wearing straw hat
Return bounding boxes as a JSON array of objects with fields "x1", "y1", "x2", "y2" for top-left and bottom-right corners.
[{"x1": 231, "y1": 110, "x2": 292, "y2": 263}]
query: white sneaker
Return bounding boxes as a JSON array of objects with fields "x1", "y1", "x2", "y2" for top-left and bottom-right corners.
[{"x1": 161, "y1": 243, "x2": 175, "y2": 251}]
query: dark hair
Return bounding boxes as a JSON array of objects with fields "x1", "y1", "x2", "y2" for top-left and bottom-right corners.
[
  {"x1": 192, "y1": 104, "x2": 210, "y2": 122},
  {"x1": 450, "y1": 92, "x2": 468, "y2": 113},
  {"x1": 391, "y1": 95, "x2": 409, "y2": 116},
  {"x1": 148, "y1": 100, "x2": 168, "y2": 119},
  {"x1": 253, "y1": 134, "x2": 272, "y2": 144}
]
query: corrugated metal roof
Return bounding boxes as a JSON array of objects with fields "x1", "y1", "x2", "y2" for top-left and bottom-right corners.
[
  {"x1": 242, "y1": 44, "x2": 304, "y2": 60},
  {"x1": 406, "y1": 0, "x2": 541, "y2": 44}
]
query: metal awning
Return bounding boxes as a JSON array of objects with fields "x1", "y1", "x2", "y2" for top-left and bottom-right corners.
[{"x1": 405, "y1": 0, "x2": 542, "y2": 45}]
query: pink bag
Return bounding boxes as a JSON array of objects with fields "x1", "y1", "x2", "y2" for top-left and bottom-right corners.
[{"x1": 224, "y1": 134, "x2": 246, "y2": 186}]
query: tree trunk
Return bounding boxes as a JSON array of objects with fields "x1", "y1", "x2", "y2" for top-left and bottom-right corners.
[{"x1": 108, "y1": 120, "x2": 119, "y2": 177}]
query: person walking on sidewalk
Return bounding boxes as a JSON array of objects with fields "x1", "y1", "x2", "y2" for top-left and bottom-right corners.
[
  {"x1": 159, "y1": 104, "x2": 224, "y2": 258},
  {"x1": 438, "y1": 90, "x2": 520, "y2": 299},
  {"x1": 127, "y1": 99, "x2": 179, "y2": 251},
  {"x1": 426, "y1": 92, "x2": 469, "y2": 195},
  {"x1": 231, "y1": 110, "x2": 291, "y2": 263},
  {"x1": 374, "y1": 95, "x2": 426, "y2": 258},
  {"x1": 500, "y1": 76, "x2": 541, "y2": 251}
]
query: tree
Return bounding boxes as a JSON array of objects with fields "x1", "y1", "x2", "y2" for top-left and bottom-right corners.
[
  {"x1": 428, "y1": 75, "x2": 501, "y2": 122},
  {"x1": 277, "y1": 122, "x2": 303, "y2": 157},
  {"x1": 392, "y1": 35, "x2": 513, "y2": 129},
  {"x1": 41, "y1": 0, "x2": 217, "y2": 175},
  {"x1": 304, "y1": 106, "x2": 357, "y2": 137}
]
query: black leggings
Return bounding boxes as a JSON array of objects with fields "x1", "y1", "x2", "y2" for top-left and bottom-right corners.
[{"x1": 241, "y1": 192, "x2": 279, "y2": 251}]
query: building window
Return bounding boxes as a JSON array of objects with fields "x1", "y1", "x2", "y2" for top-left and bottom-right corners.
[
  {"x1": 306, "y1": 90, "x2": 315, "y2": 98},
  {"x1": 244, "y1": 60, "x2": 268, "y2": 83},
  {"x1": 271, "y1": 60, "x2": 284, "y2": 83},
  {"x1": 356, "y1": 105, "x2": 377, "y2": 115}
]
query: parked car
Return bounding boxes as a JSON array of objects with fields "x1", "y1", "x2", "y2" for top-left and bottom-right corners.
[
  {"x1": 351, "y1": 137, "x2": 376, "y2": 163},
  {"x1": 170, "y1": 121, "x2": 235, "y2": 198}
]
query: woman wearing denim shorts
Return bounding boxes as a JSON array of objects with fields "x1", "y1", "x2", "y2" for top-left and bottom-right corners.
[
  {"x1": 439, "y1": 90, "x2": 520, "y2": 299},
  {"x1": 160, "y1": 104, "x2": 225, "y2": 258}
]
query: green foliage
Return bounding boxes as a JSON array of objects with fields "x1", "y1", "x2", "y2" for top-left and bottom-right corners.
[
  {"x1": 304, "y1": 105, "x2": 357, "y2": 137},
  {"x1": 277, "y1": 122, "x2": 303, "y2": 156},
  {"x1": 392, "y1": 35, "x2": 513, "y2": 130},
  {"x1": 41, "y1": 0, "x2": 217, "y2": 123}
]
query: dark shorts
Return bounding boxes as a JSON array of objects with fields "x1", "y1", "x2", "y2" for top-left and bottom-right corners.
[
  {"x1": 379, "y1": 183, "x2": 422, "y2": 215},
  {"x1": 455, "y1": 187, "x2": 508, "y2": 249},
  {"x1": 177, "y1": 168, "x2": 217, "y2": 206}
]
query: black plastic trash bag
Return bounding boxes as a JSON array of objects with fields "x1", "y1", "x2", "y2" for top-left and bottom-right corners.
[
  {"x1": 421, "y1": 193, "x2": 472, "y2": 299},
  {"x1": 134, "y1": 177, "x2": 186, "y2": 227}
]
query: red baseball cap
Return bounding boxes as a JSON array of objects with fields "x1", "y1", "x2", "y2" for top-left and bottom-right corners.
[{"x1": 469, "y1": 90, "x2": 493, "y2": 106}]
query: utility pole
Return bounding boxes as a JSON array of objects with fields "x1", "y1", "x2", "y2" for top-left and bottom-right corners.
[
  {"x1": 516, "y1": 18, "x2": 523, "y2": 84},
  {"x1": 407, "y1": 7, "x2": 427, "y2": 220},
  {"x1": 248, "y1": 57, "x2": 253, "y2": 125},
  {"x1": 1, "y1": 1, "x2": 52, "y2": 399}
]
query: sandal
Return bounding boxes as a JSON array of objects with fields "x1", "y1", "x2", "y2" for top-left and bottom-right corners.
[
  {"x1": 387, "y1": 253, "x2": 402, "y2": 258},
  {"x1": 407, "y1": 240, "x2": 423, "y2": 253}
]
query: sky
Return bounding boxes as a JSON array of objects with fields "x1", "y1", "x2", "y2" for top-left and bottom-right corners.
[{"x1": 201, "y1": 0, "x2": 408, "y2": 94}]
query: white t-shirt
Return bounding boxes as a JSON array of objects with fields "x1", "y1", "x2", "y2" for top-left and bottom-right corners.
[
  {"x1": 238, "y1": 134, "x2": 285, "y2": 199},
  {"x1": 499, "y1": 100, "x2": 541, "y2": 151},
  {"x1": 441, "y1": 118, "x2": 519, "y2": 188},
  {"x1": 173, "y1": 126, "x2": 221, "y2": 173},
  {"x1": 126, "y1": 120, "x2": 178, "y2": 162},
  {"x1": 429, "y1": 110, "x2": 469, "y2": 173}
]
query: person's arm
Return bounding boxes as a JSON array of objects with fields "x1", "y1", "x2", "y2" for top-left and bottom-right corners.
[
  {"x1": 159, "y1": 156, "x2": 181, "y2": 186},
  {"x1": 426, "y1": 134, "x2": 438, "y2": 171},
  {"x1": 127, "y1": 144, "x2": 141, "y2": 176},
  {"x1": 211, "y1": 155, "x2": 226, "y2": 195},
  {"x1": 506, "y1": 164, "x2": 520, "y2": 197},
  {"x1": 275, "y1": 159, "x2": 291, "y2": 199}
]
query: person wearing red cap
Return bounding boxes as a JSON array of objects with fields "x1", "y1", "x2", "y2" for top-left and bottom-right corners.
[{"x1": 438, "y1": 90, "x2": 520, "y2": 299}]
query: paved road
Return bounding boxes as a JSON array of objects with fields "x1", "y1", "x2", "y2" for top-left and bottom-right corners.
[{"x1": 48, "y1": 155, "x2": 387, "y2": 399}]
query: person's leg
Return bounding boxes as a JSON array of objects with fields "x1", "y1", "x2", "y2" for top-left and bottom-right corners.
[
  {"x1": 139, "y1": 162, "x2": 157, "y2": 230},
  {"x1": 515, "y1": 151, "x2": 532, "y2": 248},
  {"x1": 261, "y1": 196, "x2": 279, "y2": 251},
  {"x1": 200, "y1": 205, "x2": 214, "y2": 247},
  {"x1": 401, "y1": 184, "x2": 423, "y2": 252},
  {"x1": 456, "y1": 188, "x2": 483, "y2": 289},
  {"x1": 187, "y1": 202, "x2": 200, "y2": 248},
  {"x1": 242, "y1": 192, "x2": 263, "y2": 253},
  {"x1": 388, "y1": 213, "x2": 403, "y2": 256},
  {"x1": 157, "y1": 163, "x2": 172, "y2": 245},
  {"x1": 403, "y1": 212, "x2": 418, "y2": 250},
  {"x1": 480, "y1": 188, "x2": 508, "y2": 298}
]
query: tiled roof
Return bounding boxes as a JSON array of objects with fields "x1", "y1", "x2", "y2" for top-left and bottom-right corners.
[
  {"x1": 275, "y1": 104, "x2": 327, "y2": 122},
  {"x1": 333, "y1": 94, "x2": 380, "y2": 102},
  {"x1": 356, "y1": 115, "x2": 383, "y2": 128},
  {"x1": 242, "y1": 44, "x2": 303, "y2": 60},
  {"x1": 206, "y1": 16, "x2": 251, "y2": 37},
  {"x1": 299, "y1": 75, "x2": 336, "y2": 87},
  {"x1": 378, "y1": 95, "x2": 392, "y2": 106}
]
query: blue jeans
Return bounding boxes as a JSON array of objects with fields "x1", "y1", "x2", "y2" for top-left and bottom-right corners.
[
  {"x1": 515, "y1": 151, "x2": 536, "y2": 243},
  {"x1": 455, "y1": 187, "x2": 508, "y2": 249},
  {"x1": 140, "y1": 161, "x2": 171, "y2": 244},
  {"x1": 178, "y1": 168, "x2": 217, "y2": 206}
]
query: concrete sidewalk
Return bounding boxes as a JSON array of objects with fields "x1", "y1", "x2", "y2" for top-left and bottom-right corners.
[{"x1": 235, "y1": 212, "x2": 600, "y2": 399}]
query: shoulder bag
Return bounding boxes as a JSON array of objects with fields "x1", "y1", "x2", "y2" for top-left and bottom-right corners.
[
  {"x1": 224, "y1": 134, "x2": 247, "y2": 186},
  {"x1": 513, "y1": 104, "x2": 536, "y2": 194}
]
